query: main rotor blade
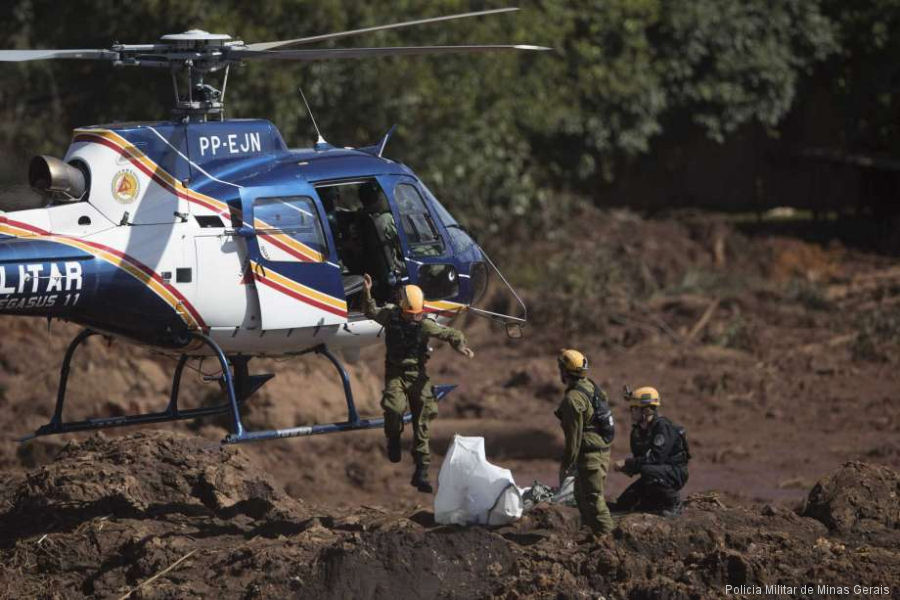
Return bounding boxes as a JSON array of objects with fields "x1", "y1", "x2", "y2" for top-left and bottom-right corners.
[
  {"x1": 246, "y1": 7, "x2": 520, "y2": 52},
  {"x1": 232, "y1": 44, "x2": 550, "y2": 62},
  {"x1": 0, "y1": 49, "x2": 117, "y2": 61}
]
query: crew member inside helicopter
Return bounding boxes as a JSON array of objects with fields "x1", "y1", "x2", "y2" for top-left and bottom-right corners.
[
  {"x1": 316, "y1": 181, "x2": 407, "y2": 307},
  {"x1": 358, "y1": 181, "x2": 406, "y2": 301},
  {"x1": 318, "y1": 186, "x2": 341, "y2": 236}
]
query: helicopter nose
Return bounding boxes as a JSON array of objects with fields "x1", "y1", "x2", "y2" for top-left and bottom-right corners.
[{"x1": 469, "y1": 259, "x2": 489, "y2": 304}]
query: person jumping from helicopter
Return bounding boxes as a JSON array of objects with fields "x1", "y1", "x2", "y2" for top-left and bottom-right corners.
[
  {"x1": 359, "y1": 181, "x2": 406, "y2": 301},
  {"x1": 363, "y1": 273, "x2": 474, "y2": 493},
  {"x1": 612, "y1": 386, "x2": 690, "y2": 516}
]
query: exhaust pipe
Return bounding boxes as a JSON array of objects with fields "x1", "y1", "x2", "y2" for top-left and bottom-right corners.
[{"x1": 28, "y1": 156, "x2": 87, "y2": 201}]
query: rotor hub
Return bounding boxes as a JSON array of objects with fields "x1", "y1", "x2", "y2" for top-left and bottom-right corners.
[{"x1": 160, "y1": 30, "x2": 233, "y2": 45}]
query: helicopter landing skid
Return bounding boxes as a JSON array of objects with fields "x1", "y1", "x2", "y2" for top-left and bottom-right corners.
[
  {"x1": 222, "y1": 345, "x2": 456, "y2": 444},
  {"x1": 18, "y1": 328, "x2": 264, "y2": 442},
  {"x1": 18, "y1": 329, "x2": 456, "y2": 445}
]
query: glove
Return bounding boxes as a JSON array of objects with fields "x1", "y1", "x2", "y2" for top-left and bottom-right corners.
[{"x1": 458, "y1": 346, "x2": 475, "y2": 359}]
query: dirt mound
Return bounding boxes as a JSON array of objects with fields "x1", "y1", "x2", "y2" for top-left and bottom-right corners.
[
  {"x1": 803, "y1": 461, "x2": 900, "y2": 535},
  {"x1": 305, "y1": 527, "x2": 516, "y2": 600},
  {"x1": 1, "y1": 449, "x2": 898, "y2": 599},
  {"x1": 2, "y1": 432, "x2": 298, "y2": 546},
  {"x1": 488, "y1": 490, "x2": 899, "y2": 600},
  {"x1": 768, "y1": 237, "x2": 844, "y2": 283},
  {"x1": 0, "y1": 432, "x2": 316, "y2": 598}
]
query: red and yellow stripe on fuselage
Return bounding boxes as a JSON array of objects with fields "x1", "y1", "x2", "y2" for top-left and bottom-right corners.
[
  {"x1": 73, "y1": 129, "x2": 230, "y2": 218},
  {"x1": 0, "y1": 216, "x2": 205, "y2": 330},
  {"x1": 424, "y1": 299, "x2": 467, "y2": 318},
  {"x1": 76, "y1": 128, "x2": 333, "y2": 273},
  {"x1": 249, "y1": 260, "x2": 347, "y2": 318},
  {"x1": 75, "y1": 129, "x2": 327, "y2": 264}
]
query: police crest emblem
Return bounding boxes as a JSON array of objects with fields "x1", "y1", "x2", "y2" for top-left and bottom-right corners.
[{"x1": 111, "y1": 169, "x2": 140, "y2": 204}]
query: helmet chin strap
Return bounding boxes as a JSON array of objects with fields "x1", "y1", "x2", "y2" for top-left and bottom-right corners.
[{"x1": 558, "y1": 367, "x2": 583, "y2": 385}]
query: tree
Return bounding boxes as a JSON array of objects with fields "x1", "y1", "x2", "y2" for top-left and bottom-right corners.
[{"x1": 0, "y1": 0, "x2": 847, "y2": 234}]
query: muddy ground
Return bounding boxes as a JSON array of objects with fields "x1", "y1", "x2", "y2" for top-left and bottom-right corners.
[
  {"x1": 1, "y1": 208, "x2": 899, "y2": 598},
  {"x1": 0, "y1": 433, "x2": 897, "y2": 599}
]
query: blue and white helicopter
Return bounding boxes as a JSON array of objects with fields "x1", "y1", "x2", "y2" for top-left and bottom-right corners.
[{"x1": 0, "y1": 8, "x2": 538, "y2": 445}]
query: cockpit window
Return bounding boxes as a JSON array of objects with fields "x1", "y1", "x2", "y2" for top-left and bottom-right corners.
[
  {"x1": 253, "y1": 196, "x2": 328, "y2": 263},
  {"x1": 446, "y1": 226, "x2": 478, "y2": 256},
  {"x1": 394, "y1": 183, "x2": 444, "y2": 257},
  {"x1": 419, "y1": 182, "x2": 457, "y2": 227},
  {"x1": 418, "y1": 182, "x2": 477, "y2": 256}
]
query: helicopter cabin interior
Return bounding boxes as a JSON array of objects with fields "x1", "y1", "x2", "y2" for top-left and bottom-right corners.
[{"x1": 313, "y1": 178, "x2": 456, "y2": 315}]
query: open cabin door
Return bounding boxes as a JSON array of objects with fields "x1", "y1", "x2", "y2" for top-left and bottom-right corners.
[{"x1": 238, "y1": 183, "x2": 347, "y2": 330}]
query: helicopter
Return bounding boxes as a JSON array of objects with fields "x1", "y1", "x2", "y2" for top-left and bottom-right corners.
[{"x1": 0, "y1": 8, "x2": 540, "y2": 445}]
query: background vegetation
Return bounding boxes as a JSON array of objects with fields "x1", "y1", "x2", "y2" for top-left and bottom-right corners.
[{"x1": 0, "y1": 0, "x2": 897, "y2": 237}]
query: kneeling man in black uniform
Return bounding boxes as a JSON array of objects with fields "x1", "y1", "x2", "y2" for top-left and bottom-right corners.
[{"x1": 613, "y1": 386, "x2": 690, "y2": 515}]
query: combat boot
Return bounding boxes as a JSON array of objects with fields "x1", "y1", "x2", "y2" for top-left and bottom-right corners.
[
  {"x1": 387, "y1": 434, "x2": 402, "y2": 463},
  {"x1": 660, "y1": 494, "x2": 683, "y2": 518},
  {"x1": 410, "y1": 463, "x2": 433, "y2": 493}
]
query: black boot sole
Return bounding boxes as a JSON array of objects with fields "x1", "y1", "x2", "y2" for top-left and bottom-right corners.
[
  {"x1": 411, "y1": 467, "x2": 433, "y2": 493},
  {"x1": 412, "y1": 481, "x2": 434, "y2": 494},
  {"x1": 387, "y1": 438, "x2": 401, "y2": 463}
]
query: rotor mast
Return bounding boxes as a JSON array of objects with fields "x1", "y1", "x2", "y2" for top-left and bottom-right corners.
[{"x1": 141, "y1": 30, "x2": 235, "y2": 121}]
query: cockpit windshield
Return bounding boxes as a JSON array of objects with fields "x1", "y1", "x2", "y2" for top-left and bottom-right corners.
[
  {"x1": 419, "y1": 182, "x2": 458, "y2": 227},
  {"x1": 418, "y1": 182, "x2": 479, "y2": 257}
]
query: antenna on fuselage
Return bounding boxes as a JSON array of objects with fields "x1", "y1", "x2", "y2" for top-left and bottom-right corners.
[{"x1": 298, "y1": 86, "x2": 329, "y2": 149}]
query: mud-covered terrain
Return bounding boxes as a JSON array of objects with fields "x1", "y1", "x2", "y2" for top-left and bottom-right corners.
[
  {"x1": 0, "y1": 433, "x2": 897, "y2": 599},
  {"x1": 1, "y1": 209, "x2": 899, "y2": 597}
]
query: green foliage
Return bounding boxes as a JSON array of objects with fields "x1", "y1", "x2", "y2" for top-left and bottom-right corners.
[
  {"x1": 521, "y1": 0, "x2": 836, "y2": 188},
  {"x1": 0, "y1": 0, "x2": 861, "y2": 235},
  {"x1": 815, "y1": 0, "x2": 900, "y2": 154},
  {"x1": 655, "y1": 0, "x2": 837, "y2": 141}
]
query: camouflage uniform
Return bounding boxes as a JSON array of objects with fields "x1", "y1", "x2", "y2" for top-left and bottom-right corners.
[
  {"x1": 369, "y1": 209, "x2": 406, "y2": 275},
  {"x1": 555, "y1": 378, "x2": 614, "y2": 534},
  {"x1": 362, "y1": 196, "x2": 406, "y2": 300},
  {"x1": 365, "y1": 293, "x2": 467, "y2": 468}
]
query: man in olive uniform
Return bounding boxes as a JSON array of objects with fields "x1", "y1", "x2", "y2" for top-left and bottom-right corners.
[
  {"x1": 613, "y1": 387, "x2": 690, "y2": 515},
  {"x1": 359, "y1": 182, "x2": 405, "y2": 298},
  {"x1": 363, "y1": 273, "x2": 474, "y2": 493},
  {"x1": 555, "y1": 349, "x2": 615, "y2": 535}
]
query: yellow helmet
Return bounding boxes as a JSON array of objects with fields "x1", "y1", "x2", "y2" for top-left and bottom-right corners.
[
  {"x1": 558, "y1": 349, "x2": 588, "y2": 376},
  {"x1": 629, "y1": 386, "x2": 661, "y2": 408},
  {"x1": 400, "y1": 284, "x2": 425, "y2": 315}
]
